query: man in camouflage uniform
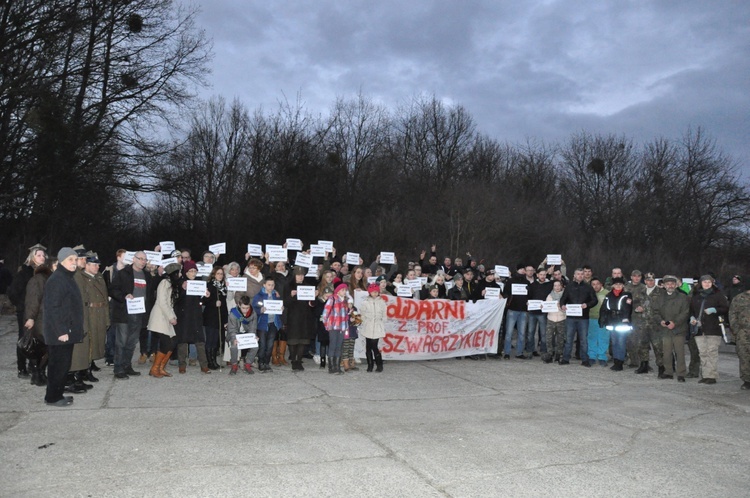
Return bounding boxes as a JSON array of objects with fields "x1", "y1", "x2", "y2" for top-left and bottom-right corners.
[
  {"x1": 628, "y1": 270, "x2": 662, "y2": 373},
  {"x1": 728, "y1": 289, "x2": 750, "y2": 390}
]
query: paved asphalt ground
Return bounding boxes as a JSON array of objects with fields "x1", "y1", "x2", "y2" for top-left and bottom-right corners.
[{"x1": 1, "y1": 314, "x2": 748, "y2": 497}]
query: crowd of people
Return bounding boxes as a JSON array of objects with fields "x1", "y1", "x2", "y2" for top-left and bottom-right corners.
[{"x1": 5, "y1": 242, "x2": 750, "y2": 407}]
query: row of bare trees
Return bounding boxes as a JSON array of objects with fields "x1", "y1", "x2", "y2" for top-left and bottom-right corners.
[{"x1": 147, "y1": 94, "x2": 749, "y2": 278}]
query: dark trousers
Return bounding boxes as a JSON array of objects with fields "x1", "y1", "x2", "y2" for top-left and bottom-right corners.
[
  {"x1": 154, "y1": 333, "x2": 175, "y2": 354},
  {"x1": 16, "y1": 310, "x2": 27, "y2": 371},
  {"x1": 366, "y1": 338, "x2": 380, "y2": 361},
  {"x1": 45, "y1": 343, "x2": 74, "y2": 403}
]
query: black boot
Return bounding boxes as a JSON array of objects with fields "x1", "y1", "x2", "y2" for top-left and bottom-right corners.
[
  {"x1": 635, "y1": 361, "x2": 649, "y2": 374},
  {"x1": 328, "y1": 356, "x2": 335, "y2": 374},
  {"x1": 17, "y1": 347, "x2": 29, "y2": 378},
  {"x1": 64, "y1": 373, "x2": 86, "y2": 394},
  {"x1": 366, "y1": 349, "x2": 374, "y2": 372},
  {"x1": 610, "y1": 359, "x2": 623, "y2": 371},
  {"x1": 334, "y1": 356, "x2": 344, "y2": 374},
  {"x1": 29, "y1": 360, "x2": 44, "y2": 386},
  {"x1": 208, "y1": 349, "x2": 220, "y2": 370},
  {"x1": 90, "y1": 360, "x2": 101, "y2": 372},
  {"x1": 320, "y1": 346, "x2": 327, "y2": 369},
  {"x1": 658, "y1": 365, "x2": 665, "y2": 377},
  {"x1": 38, "y1": 355, "x2": 48, "y2": 385},
  {"x1": 75, "y1": 371, "x2": 94, "y2": 390},
  {"x1": 375, "y1": 353, "x2": 383, "y2": 373},
  {"x1": 83, "y1": 367, "x2": 99, "y2": 382}
]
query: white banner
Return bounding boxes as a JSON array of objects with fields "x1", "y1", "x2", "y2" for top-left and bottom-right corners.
[{"x1": 353, "y1": 295, "x2": 504, "y2": 360}]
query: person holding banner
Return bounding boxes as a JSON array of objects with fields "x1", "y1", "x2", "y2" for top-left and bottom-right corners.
[
  {"x1": 321, "y1": 283, "x2": 351, "y2": 374},
  {"x1": 252, "y1": 277, "x2": 284, "y2": 372},
  {"x1": 226, "y1": 296, "x2": 259, "y2": 375},
  {"x1": 284, "y1": 267, "x2": 316, "y2": 371},
  {"x1": 175, "y1": 261, "x2": 211, "y2": 374},
  {"x1": 147, "y1": 263, "x2": 182, "y2": 378},
  {"x1": 360, "y1": 283, "x2": 386, "y2": 372}
]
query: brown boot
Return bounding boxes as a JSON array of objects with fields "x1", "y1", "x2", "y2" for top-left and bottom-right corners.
[
  {"x1": 149, "y1": 352, "x2": 165, "y2": 378},
  {"x1": 160, "y1": 351, "x2": 173, "y2": 377},
  {"x1": 278, "y1": 340, "x2": 289, "y2": 366},
  {"x1": 271, "y1": 341, "x2": 280, "y2": 365}
]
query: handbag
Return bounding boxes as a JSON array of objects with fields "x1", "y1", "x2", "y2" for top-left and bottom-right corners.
[{"x1": 17, "y1": 329, "x2": 42, "y2": 358}]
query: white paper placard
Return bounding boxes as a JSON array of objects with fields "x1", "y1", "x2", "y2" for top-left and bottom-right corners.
[
  {"x1": 306, "y1": 264, "x2": 318, "y2": 277},
  {"x1": 682, "y1": 277, "x2": 694, "y2": 284},
  {"x1": 380, "y1": 251, "x2": 395, "y2": 264},
  {"x1": 286, "y1": 238, "x2": 303, "y2": 251},
  {"x1": 267, "y1": 247, "x2": 288, "y2": 262},
  {"x1": 263, "y1": 300, "x2": 283, "y2": 315},
  {"x1": 247, "y1": 244, "x2": 263, "y2": 256},
  {"x1": 511, "y1": 283, "x2": 528, "y2": 295},
  {"x1": 296, "y1": 285, "x2": 315, "y2": 300},
  {"x1": 397, "y1": 285, "x2": 414, "y2": 297},
  {"x1": 123, "y1": 251, "x2": 136, "y2": 265},
  {"x1": 405, "y1": 279, "x2": 422, "y2": 290},
  {"x1": 126, "y1": 297, "x2": 146, "y2": 314},
  {"x1": 542, "y1": 301, "x2": 560, "y2": 313},
  {"x1": 495, "y1": 265, "x2": 510, "y2": 277},
  {"x1": 367, "y1": 277, "x2": 378, "y2": 284},
  {"x1": 527, "y1": 299, "x2": 543, "y2": 311},
  {"x1": 318, "y1": 240, "x2": 334, "y2": 252},
  {"x1": 159, "y1": 241, "x2": 175, "y2": 254},
  {"x1": 209, "y1": 242, "x2": 226, "y2": 255},
  {"x1": 444, "y1": 280, "x2": 454, "y2": 290},
  {"x1": 226, "y1": 277, "x2": 247, "y2": 292},
  {"x1": 235, "y1": 333, "x2": 258, "y2": 349},
  {"x1": 186, "y1": 280, "x2": 207, "y2": 296},
  {"x1": 484, "y1": 287, "x2": 501, "y2": 299},
  {"x1": 159, "y1": 257, "x2": 178, "y2": 267},
  {"x1": 144, "y1": 250, "x2": 162, "y2": 265},
  {"x1": 309, "y1": 244, "x2": 326, "y2": 257},
  {"x1": 265, "y1": 244, "x2": 282, "y2": 253},
  {"x1": 345, "y1": 252, "x2": 360, "y2": 265},
  {"x1": 565, "y1": 304, "x2": 583, "y2": 317},
  {"x1": 546, "y1": 254, "x2": 562, "y2": 265},
  {"x1": 196, "y1": 263, "x2": 212, "y2": 277},
  {"x1": 295, "y1": 252, "x2": 313, "y2": 268},
  {"x1": 419, "y1": 277, "x2": 428, "y2": 286}
]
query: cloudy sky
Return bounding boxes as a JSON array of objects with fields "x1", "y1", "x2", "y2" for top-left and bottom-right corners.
[{"x1": 195, "y1": 0, "x2": 750, "y2": 174}]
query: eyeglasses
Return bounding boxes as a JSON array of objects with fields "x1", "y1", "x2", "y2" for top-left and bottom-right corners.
[{"x1": 134, "y1": 256, "x2": 146, "y2": 261}]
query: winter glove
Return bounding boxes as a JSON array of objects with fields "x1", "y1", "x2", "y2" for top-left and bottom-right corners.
[{"x1": 704, "y1": 307, "x2": 717, "y2": 315}]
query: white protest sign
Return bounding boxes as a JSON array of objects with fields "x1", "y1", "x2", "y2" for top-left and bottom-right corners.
[
  {"x1": 123, "y1": 251, "x2": 136, "y2": 265},
  {"x1": 546, "y1": 254, "x2": 562, "y2": 266},
  {"x1": 495, "y1": 265, "x2": 511, "y2": 277},
  {"x1": 247, "y1": 244, "x2": 263, "y2": 256},
  {"x1": 318, "y1": 240, "x2": 334, "y2": 252},
  {"x1": 295, "y1": 252, "x2": 313, "y2": 268},
  {"x1": 296, "y1": 285, "x2": 315, "y2": 301},
  {"x1": 196, "y1": 263, "x2": 212, "y2": 277},
  {"x1": 235, "y1": 333, "x2": 258, "y2": 349},
  {"x1": 397, "y1": 285, "x2": 414, "y2": 297},
  {"x1": 159, "y1": 257, "x2": 177, "y2": 267},
  {"x1": 286, "y1": 238, "x2": 303, "y2": 251},
  {"x1": 542, "y1": 301, "x2": 560, "y2": 313},
  {"x1": 511, "y1": 284, "x2": 528, "y2": 295},
  {"x1": 309, "y1": 244, "x2": 326, "y2": 257},
  {"x1": 380, "y1": 251, "x2": 395, "y2": 264},
  {"x1": 209, "y1": 242, "x2": 226, "y2": 255},
  {"x1": 186, "y1": 280, "x2": 207, "y2": 296},
  {"x1": 159, "y1": 241, "x2": 175, "y2": 254},
  {"x1": 565, "y1": 304, "x2": 583, "y2": 317},
  {"x1": 345, "y1": 252, "x2": 360, "y2": 265},
  {"x1": 263, "y1": 300, "x2": 283, "y2": 315},
  {"x1": 367, "y1": 277, "x2": 378, "y2": 284},
  {"x1": 405, "y1": 279, "x2": 422, "y2": 290},
  {"x1": 682, "y1": 277, "x2": 694, "y2": 285},
  {"x1": 226, "y1": 277, "x2": 247, "y2": 292},
  {"x1": 444, "y1": 280, "x2": 454, "y2": 291},
  {"x1": 306, "y1": 265, "x2": 319, "y2": 277},
  {"x1": 419, "y1": 277, "x2": 428, "y2": 286},
  {"x1": 484, "y1": 287, "x2": 501, "y2": 299},
  {"x1": 267, "y1": 247, "x2": 288, "y2": 262},
  {"x1": 527, "y1": 300, "x2": 543, "y2": 311},
  {"x1": 144, "y1": 250, "x2": 162, "y2": 265},
  {"x1": 126, "y1": 297, "x2": 146, "y2": 315}
]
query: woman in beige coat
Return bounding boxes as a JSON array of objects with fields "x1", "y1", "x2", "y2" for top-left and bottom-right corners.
[
  {"x1": 147, "y1": 264, "x2": 181, "y2": 378},
  {"x1": 359, "y1": 283, "x2": 387, "y2": 372}
]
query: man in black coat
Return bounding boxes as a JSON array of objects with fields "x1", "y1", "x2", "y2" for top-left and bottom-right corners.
[
  {"x1": 560, "y1": 268, "x2": 599, "y2": 367},
  {"x1": 43, "y1": 248, "x2": 84, "y2": 406}
]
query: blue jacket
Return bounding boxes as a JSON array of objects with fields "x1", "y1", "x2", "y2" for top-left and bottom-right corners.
[{"x1": 252, "y1": 288, "x2": 283, "y2": 331}]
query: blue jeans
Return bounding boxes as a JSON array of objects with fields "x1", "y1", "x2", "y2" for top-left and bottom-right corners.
[
  {"x1": 563, "y1": 318, "x2": 589, "y2": 362},
  {"x1": 114, "y1": 314, "x2": 144, "y2": 374},
  {"x1": 258, "y1": 324, "x2": 278, "y2": 365},
  {"x1": 526, "y1": 313, "x2": 547, "y2": 354},
  {"x1": 504, "y1": 310, "x2": 528, "y2": 356},
  {"x1": 588, "y1": 319, "x2": 609, "y2": 361},
  {"x1": 328, "y1": 329, "x2": 345, "y2": 357}
]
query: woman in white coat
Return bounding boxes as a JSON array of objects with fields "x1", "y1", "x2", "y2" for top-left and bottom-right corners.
[
  {"x1": 147, "y1": 264, "x2": 181, "y2": 378},
  {"x1": 359, "y1": 283, "x2": 387, "y2": 372}
]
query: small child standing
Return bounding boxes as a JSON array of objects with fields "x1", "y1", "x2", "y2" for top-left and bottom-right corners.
[{"x1": 227, "y1": 296, "x2": 258, "y2": 375}]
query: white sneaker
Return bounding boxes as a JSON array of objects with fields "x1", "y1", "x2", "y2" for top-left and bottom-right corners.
[{"x1": 313, "y1": 355, "x2": 321, "y2": 365}]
